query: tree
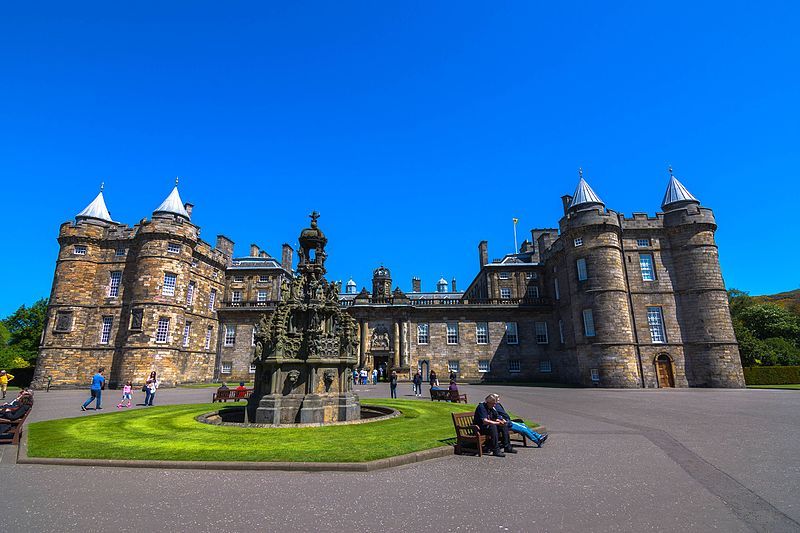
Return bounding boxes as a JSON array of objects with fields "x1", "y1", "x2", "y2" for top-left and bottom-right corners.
[{"x1": 1, "y1": 298, "x2": 48, "y2": 368}]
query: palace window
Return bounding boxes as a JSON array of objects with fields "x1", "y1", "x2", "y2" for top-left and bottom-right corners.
[
  {"x1": 577, "y1": 258, "x2": 588, "y2": 281},
  {"x1": 509, "y1": 360, "x2": 521, "y2": 373},
  {"x1": 186, "y1": 281, "x2": 196, "y2": 305},
  {"x1": 448, "y1": 360, "x2": 460, "y2": 374},
  {"x1": 100, "y1": 316, "x2": 113, "y2": 344},
  {"x1": 637, "y1": 238, "x2": 651, "y2": 247},
  {"x1": 156, "y1": 317, "x2": 170, "y2": 343},
  {"x1": 527, "y1": 286, "x2": 539, "y2": 298},
  {"x1": 535, "y1": 321, "x2": 549, "y2": 344},
  {"x1": 446, "y1": 322, "x2": 459, "y2": 345},
  {"x1": 232, "y1": 290, "x2": 242, "y2": 303},
  {"x1": 208, "y1": 289, "x2": 217, "y2": 311},
  {"x1": 191, "y1": 258, "x2": 198, "y2": 268},
  {"x1": 73, "y1": 245, "x2": 87, "y2": 255},
  {"x1": 554, "y1": 278, "x2": 560, "y2": 300},
  {"x1": 475, "y1": 322, "x2": 489, "y2": 344},
  {"x1": 499, "y1": 272, "x2": 510, "y2": 280},
  {"x1": 55, "y1": 311, "x2": 73, "y2": 332},
  {"x1": 417, "y1": 323, "x2": 429, "y2": 344},
  {"x1": 591, "y1": 368, "x2": 600, "y2": 382},
  {"x1": 220, "y1": 362, "x2": 232, "y2": 375},
  {"x1": 257, "y1": 290, "x2": 268, "y2": 303},
  {"x1": 525, "y1": 272, "x2": 536, "y2": 280},
  {"x1": 167, "y1": 242, "x2": 181, "y2": 254},
  {"x1": 249, "y1": 364, "x2": 257, "y2": 374},
  {"x1": 500, "y1": 288, "x2": 512, "y2": 299},
  {"x1": 259, "y1": 275, "x2": 269, "y2": 283},
  {"x1": 583, "y1": 309, "x2": 596, "y2": 337},
  {"x1": 558, "y1": 320, "x2": 565, "y2": 344},
  {"x1": 205, "y1": 326, "x2": 213, "y2": 349},
  {"x1": 478, "y1": 360, "x2": 490, "y2": 373},
  {"x1": 639, "y1": 254, "x2": 655, "y2": 281},
  {"x1": 574, "y1": 238, "x2": 583, "y2": 247},
  {"x1": 252, "y1": 327, "x2": 256, "y2": 346},
  {"x1": 130, "y1": 309, "x2": 143, "y2": 331},
  {"x1": 115, "y1": 246, "x2": 126, "y2": 257},
  {"x1": 233, "y1": 275, "x2": 244, "y2": 282},
  {"x1": 108, "y1": 271, "x2": 122, "y2": 298},
  {"x1": 647, "y1": 307, "x2": 667, "y2": 343},
  {"x1": 224, "y1": 325, "x2": 236, "y2": 347},
  {"x1": 505, "y1": 322, "x2": 518, "y2": 344},
  {"x1": 162, "y1": 273, "x2": 177, "y2": 296},
  {"x1": 539, "y1": 360, "x2": 552, "y2": 373},
  {"x1": 183, "y1": 321, "x2": 191, "y2": 347}
]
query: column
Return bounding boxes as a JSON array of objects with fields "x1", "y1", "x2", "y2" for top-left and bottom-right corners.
[
  {"x1": 359, "y1": 320, "x2": 368, "y2": 368},
  {"x1": 402, "y1": 320, "x2": 410, "y2": 367},
  {"x1": 393, "y1": 320, "x2": 401, "y2": 368}
]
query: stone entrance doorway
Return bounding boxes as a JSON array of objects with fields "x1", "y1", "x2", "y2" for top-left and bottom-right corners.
[
  {"x1": 655, "y1": 354, "x2": 675, "y2": 388},
  {"x1": 373, "y1": 355, "x2": 389, "y2": 381},
  {"x1": 419, "y1": 360, "x2": 429, "y2": 381}
]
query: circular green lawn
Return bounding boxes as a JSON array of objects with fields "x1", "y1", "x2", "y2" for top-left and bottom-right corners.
[{"x1": 27, "y1": 400, "x2": 474, "y2": 463}]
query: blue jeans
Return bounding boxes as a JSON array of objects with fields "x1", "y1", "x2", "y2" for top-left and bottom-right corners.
[
  {"x1": 390, "y1": 385, "x2": 397, "y2": 398},
  {"x1": 509, "y1": 420, "x2": 544, "y2": 444},
  {"x1": 82, "y1": 389, "x2": 102, "y2": 409},
  {"x1": 144, "y1": 389, "x2": 155, "y2": 406}
]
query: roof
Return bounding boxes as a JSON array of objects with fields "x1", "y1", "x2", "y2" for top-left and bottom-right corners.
[
  {"x1": 661, "y1": 175, "x2": 699, "y2": 209},
  {"x1": 76, "y1": 191, "x2": 113, "y2": 223},
  {"x1": 229, "y1": 256, "x2": 284, "y2": 270},
  {"x1": 569, "y1": 177, "x2": 604, "y2": 210},
  {"x1": 346, "y1": 278, "x2": 357, "y2": 287},
  {"x1": 153, "y1": 186, "x2": 190, "y2": 219}
]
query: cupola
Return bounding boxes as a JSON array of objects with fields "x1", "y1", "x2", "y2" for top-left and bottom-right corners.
[
  {"x1": 568, "y1": 169, "x2": 605, "y2": 212},
  {"x1": 153, "y1": 178, "x2": 190, "y2": 220},
  {"x1": 661, "y1": 167, "x2": 700, "y2": 211},
  {"x1": 75, "y1": 183, "x2": 113, "y2": 223},
  {"x1": 437, "y1": 277, "x2": 449, "y2": 293}
]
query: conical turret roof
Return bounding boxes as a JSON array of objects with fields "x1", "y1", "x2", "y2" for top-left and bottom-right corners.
[
  {"x1": 661, "y1": 172, "x2": 699, "y2": 210},
  {"x1": 153, "y1": 182, "x2": 190, "y2": 219},
  {"x1": 568, "y1": 174, "x2": 604, "y2": 210},
  {"x1": 76, "y1": 188, "x2": 113, "y2": 223}
]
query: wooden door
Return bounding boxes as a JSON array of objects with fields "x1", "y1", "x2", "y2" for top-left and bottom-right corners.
[{"x1": 655, "y1": 356, "x2": 675, "y2": 388}]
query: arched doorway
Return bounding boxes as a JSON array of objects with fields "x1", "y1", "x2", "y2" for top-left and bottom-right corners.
[
  {"x1": 655, "y1": 354, "x2": 675, "y2": 388},
  {"x1": 419, "y1": 360, "x2": 429, "y2": 382}
]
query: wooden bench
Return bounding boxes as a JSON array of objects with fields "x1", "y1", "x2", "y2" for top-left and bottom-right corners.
[
  {"x1": 452, "y1": 411, "x2": 530, "y2": 456},
  {"x1": 212, "y1": 388, "x2": 253, "y2": 402},
  {"x1": 0, "y1": 400, "x2": 33, "y2": 446},
  {"x1": 430, "y1": 388, "x2": 468, "y2": 403}
]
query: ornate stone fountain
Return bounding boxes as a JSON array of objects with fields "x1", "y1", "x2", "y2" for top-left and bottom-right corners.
[{"x1": 248, "y1": 212, "x2": 361, "y2": 424}]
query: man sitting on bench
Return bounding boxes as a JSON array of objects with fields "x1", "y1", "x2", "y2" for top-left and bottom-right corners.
[{"x1": 473, "y1": 394, "x2": 516, "y2": 457}]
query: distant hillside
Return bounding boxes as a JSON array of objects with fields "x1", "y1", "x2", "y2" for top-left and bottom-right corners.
[{"x1": 754, "y1": 289, "x2": 800, "y2": 315}]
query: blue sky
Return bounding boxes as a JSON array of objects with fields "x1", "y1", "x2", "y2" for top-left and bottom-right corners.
[{"x1": 0, "y1": 1, "x2": 797, "y2": 316}]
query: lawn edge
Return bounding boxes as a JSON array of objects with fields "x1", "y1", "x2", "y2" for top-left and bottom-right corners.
[{"x1": 17, "y1": 429, "x2": 453, "y2": 471}]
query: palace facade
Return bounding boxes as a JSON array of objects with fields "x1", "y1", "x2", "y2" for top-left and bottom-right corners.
[{"x1": 33, "y1": 172, "x2": 746, "y2": 389}]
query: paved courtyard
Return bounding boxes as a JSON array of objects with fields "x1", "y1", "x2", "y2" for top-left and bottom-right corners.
[{"x1": 2, "y1": 384, "x2": 799, "y2": 532}]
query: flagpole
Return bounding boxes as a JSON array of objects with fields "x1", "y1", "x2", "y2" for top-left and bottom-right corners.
[{"x1": 512, "y1": 217, "x2": 519, "y2": 252}]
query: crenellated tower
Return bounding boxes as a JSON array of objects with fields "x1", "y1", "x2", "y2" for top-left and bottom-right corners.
[{"x1": 661, "y1": 170, "x2": 745, "y2": 387}]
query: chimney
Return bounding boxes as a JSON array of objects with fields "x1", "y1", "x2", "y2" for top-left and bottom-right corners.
[
  {"x1": 411, "y1": 277, "x2": 421, "y2": 292},
  {"x1": 478, "y1": 240, "x2": 488, "y2": 269},
  {"x1": 183, "y1": 203, "x2": 194, "y2": 219},
  {"x1": 537, "y1": 232, "x2": 554, "y2": 258},
  {"x1": 451, "y1": 278, "x2": 457, "y2": 292},
  {"x1": 561, "y1": 195, "x2": 573, "y2": 215},
  {"x1": 215, "y1": 235, "x2": 234, "y2": 258},
  {"x1": 259, "y1": 251, "x2": 268, "y2": 258},
  {"x1": 281, "y1": 243, "x2": 293, "y2": 271},
  {"x1": 250, "y1": 243, "x2": 259, "y2": 257}
]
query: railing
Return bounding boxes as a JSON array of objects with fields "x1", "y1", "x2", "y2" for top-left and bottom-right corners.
[
  {"x1": 339, "y1": 296, "x2": 551, "y2": 308},
  {"x1": 221, "y1": 300, "x2": 280, "y2": 309}
]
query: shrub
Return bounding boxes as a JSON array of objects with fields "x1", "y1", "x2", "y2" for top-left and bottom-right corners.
[{"x1": 743, "y1": 366, "x2": 800, "y2": 385}]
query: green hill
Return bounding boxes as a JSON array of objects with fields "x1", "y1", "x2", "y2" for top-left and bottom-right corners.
[{"x1": 754, "y1": 289, "x2": 800, "y2": 315}]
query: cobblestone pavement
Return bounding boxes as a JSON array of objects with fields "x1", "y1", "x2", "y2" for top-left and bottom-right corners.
[{"x1": 2, "y1": 384, "x2": 799, "y2": 532}]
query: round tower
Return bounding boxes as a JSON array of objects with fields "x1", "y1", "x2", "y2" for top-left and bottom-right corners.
[
  {"x1": 661, "y1": 171, "x2": 744, "y2": 387},
  {"x1": 34, "y1": 187, "x2": 115, "y2": 388},
  {"x1": 372, "y1": 266, "x2": 392, "y2": 298},
  {"x1": 560, "y1": 173, "x2": 641, "y2": 387}
]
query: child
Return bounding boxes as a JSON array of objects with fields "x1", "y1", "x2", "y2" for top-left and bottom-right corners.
[{"x1": 117, "y1": 380, "x2": 133, "y2": 408}]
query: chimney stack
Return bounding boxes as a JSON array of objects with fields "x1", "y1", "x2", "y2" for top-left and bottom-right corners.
[
  {"x1": 281, "y1": 243, "x2": 293, "y2": 271},
  {"x1": 411, "y1": 277, "x2": 421, "y2": 292},
  {"x1": 215, "y1": 235, "x2": 234, "y2": 259},
  {"x1": 184, "y1": 203, "x2": 194, "y2": 218},
  {"x1": 561, "y1": 195, "x2": 573, "y2": 215},
  {"x1": 250, "y1": 243, "x2": 259, "y2": 257},
  {"x1": 451, "y1": 277, "x2": 457, "y2": 292},
  {"x1": 478, "y1": 240, "x2": 488, "y2": 269},
  {"x1": 259, "y1": 251, "x2": 268, "y2": 258}
]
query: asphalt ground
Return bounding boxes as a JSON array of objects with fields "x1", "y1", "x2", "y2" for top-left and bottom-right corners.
[{"x1": 2, "y1": 383, "x2": 799, "y2": 532}]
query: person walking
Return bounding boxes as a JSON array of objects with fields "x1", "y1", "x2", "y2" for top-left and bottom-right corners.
[
  {"x1": 390, "y1": 371, "x2": 398, "y2": 399},
  {"x1": 412, "y1": 371, "x2": 423, "y2": 397},
  {"x1": 360, "y1": 368, "x2": 368, "y2": 385},
  {"x1": 429, "y1": 369, "x2": 439, "y2": 388},
  {"x1": 81, "y1": 367, "x2": 106, "y2": 411},
  {"x1": 372, "y1": 368, "x2": 378, "y2": 385},
  {"x1": 0, "y1": 370, "x2": 14, "y2": 399},
  {"x1": 144, "y1": 371, "x2": 159, "y2": 406},
  {"x1": 117, "y1": 380, "x2": 133, "y2": 408}
]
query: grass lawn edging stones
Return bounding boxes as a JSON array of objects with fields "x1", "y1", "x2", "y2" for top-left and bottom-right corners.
[{"x1": 24, "y1": 400, "x2": 483, "y2": 468}]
